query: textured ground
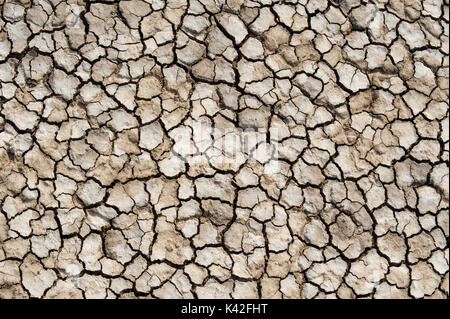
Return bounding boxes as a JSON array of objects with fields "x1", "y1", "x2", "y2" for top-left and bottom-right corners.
[{"x1": 0, "y1": 0, "x2": 449, "y2": 299}]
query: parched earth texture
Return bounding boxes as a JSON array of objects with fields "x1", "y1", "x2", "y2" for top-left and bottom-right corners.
[{"x1": 0, "y1": 0, "x2": 449, "y2": 299}]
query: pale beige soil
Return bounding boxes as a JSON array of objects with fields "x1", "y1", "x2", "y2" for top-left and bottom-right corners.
[{"x1": 0, "y1": 0, "x2": 448, "y2": 299}]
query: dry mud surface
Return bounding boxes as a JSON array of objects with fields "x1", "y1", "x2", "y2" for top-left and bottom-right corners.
[{"x1": 0, "y1": 0, "x2": 449, "y2": 299}]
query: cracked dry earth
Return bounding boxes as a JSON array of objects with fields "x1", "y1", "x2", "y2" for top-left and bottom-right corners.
[{"x1": 0, "y1": 0, "x2": 449, "y2": 300}]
